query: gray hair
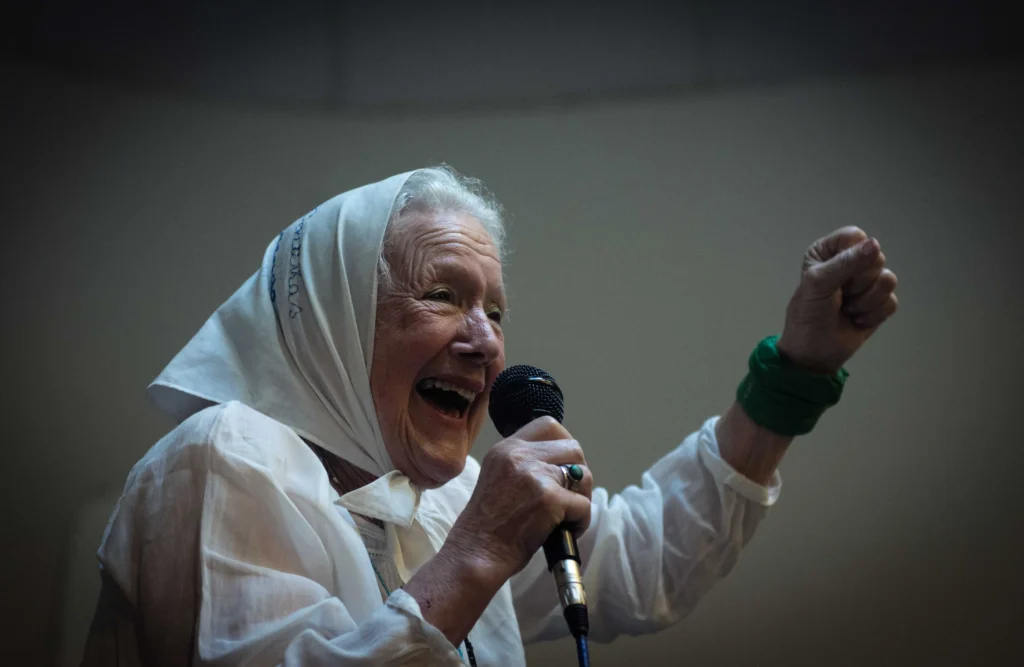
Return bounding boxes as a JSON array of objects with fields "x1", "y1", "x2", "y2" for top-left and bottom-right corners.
[{"x1": 378, "y1": 165, "x2": 507, "y2": 292}]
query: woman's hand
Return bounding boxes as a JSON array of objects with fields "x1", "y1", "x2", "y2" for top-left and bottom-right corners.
[
  {"x1": 404, "y1": 417, "x2": 591, "y2": 646},
  {"x1": 718, "y1": 227, "x2": 899, "y2": 483},
  {"x1": 777, "y1": 226, "x2": 899, "y2": 374},
  {"x1": 447, "y1": 416, "x2": 593, "y2": 583}
]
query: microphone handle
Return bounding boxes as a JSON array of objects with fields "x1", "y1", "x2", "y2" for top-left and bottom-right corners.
[
  {"x1": 497, "y1": 412, "x2": 588, "y2": 635},
  {"x1": 544, "y1": 525, "x2": 587, "y2": 612}
]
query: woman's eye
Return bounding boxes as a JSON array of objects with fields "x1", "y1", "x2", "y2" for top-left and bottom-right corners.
[
  {"x1": 426, "y1": 288, "x2": 453, "y2": 302},
  {"x1": 488, "y1": 310, "x2": 503, "y2": 324}
]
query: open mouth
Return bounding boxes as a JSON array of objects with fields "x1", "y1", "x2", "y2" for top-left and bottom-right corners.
[{"x1": 416, "y1": 378, "x2": 478, "y2": 419}]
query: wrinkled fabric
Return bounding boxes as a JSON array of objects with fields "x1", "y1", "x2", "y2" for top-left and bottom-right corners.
[
  {"x1": 84, "y1": 402, "x2": 779, "y2": 666},
  {"x1": 84, "y1": 169, "x2": 781, "y2": 666},
  {"x1": 137, "y1": 171, "x2": 466, "y2": 655},
  {"x1": 147, "y1": 171, "x2": 422, "y2": 526}
]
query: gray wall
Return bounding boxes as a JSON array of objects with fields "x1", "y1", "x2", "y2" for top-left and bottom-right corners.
[{"x1": 2, "y1": 61, "x2": 1022, "y2": 665}]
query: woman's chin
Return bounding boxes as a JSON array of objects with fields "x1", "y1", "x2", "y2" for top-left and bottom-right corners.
[
  {"x1": 407, "y1": 448, "x2": 468, "y2": 489},
  {"x1": 396, "y1": 404, "x2": 475, "y2": 487}
]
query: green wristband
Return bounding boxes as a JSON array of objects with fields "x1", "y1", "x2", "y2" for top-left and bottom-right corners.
[{"x1": 736, "y1": 335, "x2": 849, "y2": 436}]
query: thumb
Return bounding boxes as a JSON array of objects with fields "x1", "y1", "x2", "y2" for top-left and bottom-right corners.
[{"x1": 805, "y1": 238, "x2": 880, "y2": 294}]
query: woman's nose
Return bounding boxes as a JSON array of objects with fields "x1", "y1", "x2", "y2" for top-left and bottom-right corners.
[{"x1": 451, "y1": 309, "x2": 502, "y2": 366}]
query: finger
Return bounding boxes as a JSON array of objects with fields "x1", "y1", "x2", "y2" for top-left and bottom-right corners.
[
  {"x1": 549, "y1": 463, "x2": 593, "y2": 501},
  {"x1": 550, "y1": 485, "x2": 593, "y2": 536},
  {"x1": 513, "y1": 415, "x2": 572, "y2": 442},
  {"x1": 852, "y1": 293, "x2": 898, "y2": 329},
  {"x1": 525, "y1": 438, "x2": 586, "y2": 466},
  {"x1": 805, "y1": 237, "x2": 880, "y2": 294},
  {"x1": 843, "y1": 269, "x2": 898, "y2": 315},
  {"x1": 803, "y1": 226, "x2": 868, "y2": 270},
  {"x1": 843, "y1": 250, "x2": 887, "y2": 298}
]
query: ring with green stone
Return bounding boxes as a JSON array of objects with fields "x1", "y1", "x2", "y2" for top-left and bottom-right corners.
[{"x1": 559, "y1": 464, "x2": 585, "y2": 492}]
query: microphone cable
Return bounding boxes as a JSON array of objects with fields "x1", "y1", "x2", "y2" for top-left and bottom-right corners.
[{"x1": 576, "y1": 634, "x2": 590, "y2": 667}]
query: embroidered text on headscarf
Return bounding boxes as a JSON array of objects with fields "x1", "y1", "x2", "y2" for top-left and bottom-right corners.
[
  {"x1": 148, "y1": 172, "x2": 414, "y2": 486},
  {"x1": 269, "y1": 206, "x2": 317, "y2": 319}
]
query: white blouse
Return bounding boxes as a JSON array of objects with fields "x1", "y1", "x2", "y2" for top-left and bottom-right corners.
[{"x1": 82, "y1": 401, "x2": 780, "y2": 666}]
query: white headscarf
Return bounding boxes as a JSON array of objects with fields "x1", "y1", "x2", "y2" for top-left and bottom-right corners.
[{"x1": 148, "y1": 170, "x2": 424, "y2": 526}]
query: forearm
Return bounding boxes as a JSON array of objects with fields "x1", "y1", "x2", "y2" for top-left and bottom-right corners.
[
  {"x1": 715, "y1": 401, "x2": 793, "y2": 485},
  {"x1": 402, "y1": 538, "x2": 508, "y2": 647}
]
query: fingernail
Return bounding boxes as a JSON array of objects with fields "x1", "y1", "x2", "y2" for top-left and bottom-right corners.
[{"x1": 861, "y1": 239, "x2": 878, "y2": 256}]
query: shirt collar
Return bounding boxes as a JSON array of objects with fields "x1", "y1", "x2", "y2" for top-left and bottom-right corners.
[{"x1": 334, "y1": 470, "x2": 421, "y2": 528}]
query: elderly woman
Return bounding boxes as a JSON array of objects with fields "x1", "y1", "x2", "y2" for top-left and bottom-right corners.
[{"x1": 83, "y1": 167, "x2": 897, "y2": 666}]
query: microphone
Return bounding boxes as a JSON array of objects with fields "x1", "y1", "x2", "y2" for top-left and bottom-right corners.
[{"x1": 489, "y1": 365, "x2": 590, "y2": 643}]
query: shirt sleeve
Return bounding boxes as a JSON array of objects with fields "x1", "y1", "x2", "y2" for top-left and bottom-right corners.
[
  {"x1": 96, "y1": 404, "x2": 463, "y2": 667},
  {"x1": 510, "y1": 416, "x2": 781, "y2": 644}
]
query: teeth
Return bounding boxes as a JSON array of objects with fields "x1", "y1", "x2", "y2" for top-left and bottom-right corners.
[{"x1": 419, "y1": 378, "x2": 478, "y2": 403}]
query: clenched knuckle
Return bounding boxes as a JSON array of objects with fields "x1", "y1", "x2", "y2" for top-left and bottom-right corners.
[
  {"x1": 539, "y1": 484, "x2": 562, "y2": 509},
  {"x1": 490, "y1": 443, "x2": 514, "y2": 463},
  {"x1": 805, "y1": 266, "x2": 828, "y2": 286},
  {"x1": 481, "y1": 447, "x2": 502, "y2": 467},
  {"x1": 547, "y1": 420, "x2": 572, "y2": 440},
  {"x1": 514, "y1": 455, "x2": 538, "y2": 479},
  {"x1": 532, "y1": 466, "x2": 556, "y2": 489},
  {"x1": 535, "y1": 415, "x2": 559, "y2": 430}
]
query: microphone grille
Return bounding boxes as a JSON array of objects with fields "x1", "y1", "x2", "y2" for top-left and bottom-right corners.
[{"x1": 489, "y1": 364, "x2": 564, "y2": 438}]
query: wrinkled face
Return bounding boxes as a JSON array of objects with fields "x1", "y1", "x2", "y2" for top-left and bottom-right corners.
[{"x1": 370, "y1": 209, "x2": 506, "y2": 489}]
